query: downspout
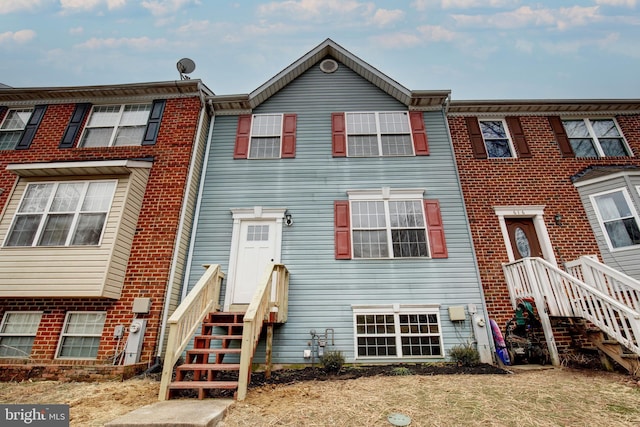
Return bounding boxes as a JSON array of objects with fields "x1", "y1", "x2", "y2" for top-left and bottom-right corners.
[{"x1": 155, "y1": 94, "x2": 214, "y2": 359}]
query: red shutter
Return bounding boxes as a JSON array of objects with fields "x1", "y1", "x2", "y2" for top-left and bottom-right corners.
[
  {"x1": 332, "y1": 112, "x2": 346, "y2": 157},
  {"x1": 424, "y1": 199, "x2": 448, "y2": 259},
  {"x1": 547, "y1": 116, "x2": 574, "y2": 158},
  {"x1": 281, "y1": 113, "x2": 297, "y2": 158},
  {"x1": 409, "y1": 111, "x2": 429, "y2": 155},
  {"x1": 505, "y1": 116, "x2": 532, "y2": 158},
  {"x1": 234, "y1": 115, "x2": 252, "y2": 159},
  {"x1": 334, "y1": 201, "x2": 351, "y2": 259},
  {"x1": 465, "y1": 117, "x2": 487, "y2": 159}
]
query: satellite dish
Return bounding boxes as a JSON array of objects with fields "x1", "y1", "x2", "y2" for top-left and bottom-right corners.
[{"x1": 176, "y1": 58, "x2": 196, "y2": 79}]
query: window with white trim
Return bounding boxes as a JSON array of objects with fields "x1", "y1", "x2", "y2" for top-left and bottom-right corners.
[
  {"x1": 591, "y1": 188, "x2": 640, "y2": 250},
  {"x1": 346, "y1": 112, "x2": 413, "y2": 157},
  {"x1": 0, "y1": 109, "x2": 32, "y2": 150},
  {"x1": 249, "y1": 114, "x2": 283, "y2": 159},
  {"x1": 349, "y1": 189, "x2": 428, "y2": 258},
  {"x1": 80, "y1": 104, "x2": 152, "y2": 147},
  {"x1": 0, "y1": 312, "x2": 42, "y2": 358},
  {"x1": 353, "y1": 305, "x2": 442, "y2": 359},
  {"x1": 56, "y1": 312, "x2": 106, "y2": 359},
  {"x1": 562, "y1": 118, "x2": 630, "y2": 157},
  {"x1": 478, "y1": 119, "x2": 515, "y2": 158},
  {"x1": 5, "y1": 180, "x2": 116, "y2": 247}
]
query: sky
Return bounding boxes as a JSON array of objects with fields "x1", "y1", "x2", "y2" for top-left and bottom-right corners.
[{"x1": 1, "y1": 0, "x2": 639, "y2": 100}]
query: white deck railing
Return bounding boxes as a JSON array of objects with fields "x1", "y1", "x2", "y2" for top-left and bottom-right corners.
[
  {"x1": 503, "y1": 257, "x2": 640, "y2": 362},
  {"x1": 566, "y1": 255, "x2": 640, "y2": 313},
  {"x1": 237, "y1": 263, "x2": 289, "y2": 401},
  {"x1": 158, "y1": 264, "x2": 225, "y2": 401}
]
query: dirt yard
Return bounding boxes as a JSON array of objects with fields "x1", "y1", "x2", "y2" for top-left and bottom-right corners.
[{"x1": 1, "y1": 365, "x2": 640, "y2": 426}]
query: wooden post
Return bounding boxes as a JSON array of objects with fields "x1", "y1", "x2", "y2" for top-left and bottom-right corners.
[{"x1": 265, "y1": 324, "x2": 273, "y2": 379}]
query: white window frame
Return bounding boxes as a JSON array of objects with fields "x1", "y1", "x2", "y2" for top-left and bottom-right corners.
[
  {"x1": 590, "y1": 188, "x2": 640, "y2": 252},
  {"x1": 345, "y1": 111, "x2": 414, "y2": 157},
  {"x1": 352, "y1": 304, "x2": 442, "y2": 360},
  {"x1": 79, "y1": 103, "x2": 152, "y2": 148},
  {"x1": 562, "y1": 118, "x2": 631, "y2": 158},
  {"x1": 3, "y1": 179, "x2": 117, "y2": 248},
  {"x1": 0, "y1": 108, "x2": 33, "y2": 150},
  {"x1": 348, "y1": 188, "x2": 429, "y2": 259},
  {"x1": 56, "y1": 311, "x2": 106, "y2": 359},
  {"x1": 0, "y1": 311, "x2": 42, "y2": 358},
  {"x1": 478, "y1": 118, "x2": 516, "y2": 159},
  {"x1": 248, "y1": 113, "x2": 283, "y2": 159}
]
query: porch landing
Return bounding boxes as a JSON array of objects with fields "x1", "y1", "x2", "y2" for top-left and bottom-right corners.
[{"x1": 105, "y1": 399, "x2": 233, "y2": 427}]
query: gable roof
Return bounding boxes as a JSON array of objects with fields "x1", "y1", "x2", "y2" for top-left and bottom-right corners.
[{"x1": 209, "y1": 38, "x2": 450, "y2": 114}]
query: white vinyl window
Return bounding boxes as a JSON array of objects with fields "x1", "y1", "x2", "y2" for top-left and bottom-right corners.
[
  {"x1": 562, "y1": 118, "x2": 630, "y2": 157},
  {"x1": 353, "y1": 305, "x2": 442, "y2": 359},
  {"x1": 80, "y1": 104, "x2": 151, "y2": 147},
  {"x1": 349, "y1": 189, "x2": 428, "y2": 258},
  {"x1": 0, "y1": 312, "x2": 42, "y2": 358},
  {"x1": 5, "y1": 180, "x2": 116, "y2": 247},
  {"x1": 346, "y1": 112, "x2": 413, "y2": 157},
  {"x1": 0, "y1": 109, "x2": 32, "y2": 150},
  {"x1": 591, "y1": 189, "x2": 640, "y2": 250},
  {"x1": 478, "y1": 119, "x2": 515, "y2": 158},
  {"x1": 56, "y1": 312, "x2": 106, "y2": 359},
  {"x1": 249, "y1": 114, "x2": 282, "y2": 159}
]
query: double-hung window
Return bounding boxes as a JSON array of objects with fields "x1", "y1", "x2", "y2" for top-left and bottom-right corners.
[
  {"x1": 562, "y1": 118, "x2": 630, "y2": 157},
  {"x1": 591, "y1": 189, "x2": 640, "y2": 250},
  {"x1": 353, "y1": 305, "x2": 442, "y2": 359},
  {"x1": 249, "y1": 114, "x2": 283, "y2": 159},
  {"x1": 5, "y1": 180, "x2": 116, "y2": 247},
  {"x1": 0, "y1": 109, "x2": 32, "y2": 150},
  {"x1": 56, "y1": 312, "x2": 106, "y2": 359},
  {"x1": 346, "y1": 112, "x2": 413, "y2": 157},
  {"x1": 80, "y1": 104, "x2": 152, "y2": 147},
  {"x1": 478, "y1": 119, "x2": 515, "y2": 158},
  {"x1": 0, "y1": 312, "x2": 42, "y2": 358}
]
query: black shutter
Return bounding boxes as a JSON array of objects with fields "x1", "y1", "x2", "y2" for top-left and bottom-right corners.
[
  {"x1": 141, "y1": 99, "x2": 166, "y2": 146},
  {"x1": 505, "y1": 116, "x2": 532, "y2": 158},
  {"x1": 59, "y1": 103, "x2": 92, "y2": 149},
  {"x1": 15, "y1": 104, "x2": 47, "y2": 150}
]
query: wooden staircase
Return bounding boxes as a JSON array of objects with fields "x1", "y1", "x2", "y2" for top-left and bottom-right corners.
[{"x1": 167, "y1": 312, "x2": 245, "y2": 399}]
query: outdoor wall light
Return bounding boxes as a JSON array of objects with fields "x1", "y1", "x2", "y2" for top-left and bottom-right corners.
[
  {"x1": 285, "y1": 212, "x2": 293, "y2": 226},
  {"x1": 554, "y1": 214, "x2": 563, "y2": 227}
]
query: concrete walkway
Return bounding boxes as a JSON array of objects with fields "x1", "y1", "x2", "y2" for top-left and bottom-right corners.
[{"x1": 105, "y1": 399, "x2": 234, "y2": 427}]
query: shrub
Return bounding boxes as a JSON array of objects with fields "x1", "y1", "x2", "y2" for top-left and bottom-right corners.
[
  {"x1": 320, "y1": 350, "x2": 345, "y2": 373},
  {"x1": 390, "y1": 366, "x2": 412, "y2": 376},
  {"x1": 448, "y1": 344, "x2": 480, "y2": 367}
]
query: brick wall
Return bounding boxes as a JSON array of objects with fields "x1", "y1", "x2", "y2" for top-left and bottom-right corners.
[
  {"x1": 448, "y1": 113, "x2": 640, "y2": 328},
  {"x1": 0, "y1": 97, "x2": 202, "y2": 369}
]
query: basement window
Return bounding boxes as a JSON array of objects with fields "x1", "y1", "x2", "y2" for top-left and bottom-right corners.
[
  {"x1": 0, "y1": 312, "x2": 42, "y2": 358},
  {"x1": 56, "y1": 312, "x2": 106, "y2": 359}
]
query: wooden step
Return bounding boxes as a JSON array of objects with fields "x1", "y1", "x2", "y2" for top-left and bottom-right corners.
[
  {"x1": 177, "y1": 363, "x2": 241, "y2": 372},
  {"x1": 202, "y1": 322, "x2": 243, "y2": 328},
  {"x1": 186, "y1": 348, "x2": 242, "y2": 355},
  {"x1": 196, "y1": 334, "x2": 243, "y2": 340},
  {"x1": 168, "y1": 380, "x2": 239, "y2": 399}
]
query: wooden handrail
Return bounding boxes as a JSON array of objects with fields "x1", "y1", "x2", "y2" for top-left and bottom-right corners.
[
  {"x1": 158, "y1": 264, "x2": 224, "y2": 401},
  {"x1": 236, "y1": 263, "x2": 289, "y2": 401}
]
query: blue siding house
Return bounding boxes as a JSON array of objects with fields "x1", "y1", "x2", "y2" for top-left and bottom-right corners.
[{"x1": 162, "y1": 39, "x2": 493, "y2": 399}]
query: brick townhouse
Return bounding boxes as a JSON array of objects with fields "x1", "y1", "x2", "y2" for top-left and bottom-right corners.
[{"x1": 0, "y1": 80, "x2": 212, "y2": 380}]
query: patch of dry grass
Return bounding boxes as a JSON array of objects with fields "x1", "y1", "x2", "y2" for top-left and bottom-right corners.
[{"x1": 0, "y1": 368, "x2": 639, "y2": 426}]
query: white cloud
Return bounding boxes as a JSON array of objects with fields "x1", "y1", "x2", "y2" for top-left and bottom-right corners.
[
  {"x1": 258, "y1": 0, "x2": 377, "y2": 23},
  {"x1": 141, "y1": 0, "x2": 199, "y2": 16},
  {"x1": 452, "y1": 6, "x2": 602, "y2": 30},
  {"x1": 370, "y1": 9, "x2": 404, "y2": 27},
  {"x1": 411, "y1": 0, "x2": 517, "y2": 9},
  {"x1": 0, "y1": 0, "x2": 48, "y2": 14},
  {"x1": 417, "y1": 25, "x2": 457, "y2": 42},
  {"x1": 75, "y1": 36, "x2": 168, "y2": 50},
  {"x1": 595, "y1": 0, "x2": 636, "y2": 7},
  {"x1": 371, "y1": 32, "x2": 423, "y2": 48},
  {"x1": 371, "y1": 25, "x2": 458, "y2": 48},
  {"x1": 174, "y1": 20, "x2": 211, "y2": 35},
  {"x1": 0, "y1": 30, "x2": 37, "y2": 45},
  {"x1": 69, "y1": 27, "x2": 84, "y2": 35},
  {"x1": 60, "y1": 0, "x2": 126, "y2": 11}
]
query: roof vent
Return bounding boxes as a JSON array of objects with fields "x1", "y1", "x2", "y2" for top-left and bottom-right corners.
[{"x1": 319, "y1": 59, "x2": 338, "y2": 74}]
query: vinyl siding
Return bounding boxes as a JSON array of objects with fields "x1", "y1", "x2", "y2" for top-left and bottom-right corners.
[
  {"x1": 576, "y1": 174, "x2": 640, "y2": 280},
  {"x1": 187, "y1": 60, "x2": 485, "y2": 363},
  {"x1": 0, "y1": 170, "x2": 149, "y2": 298}
]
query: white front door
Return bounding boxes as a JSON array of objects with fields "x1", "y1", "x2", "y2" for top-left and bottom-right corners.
[
  {"x1": 225, "y1": 207, "x2": 286, "y2": 311},
  {"x1": 231, "y1": 221, "x2": 277, "y2": 305}
]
